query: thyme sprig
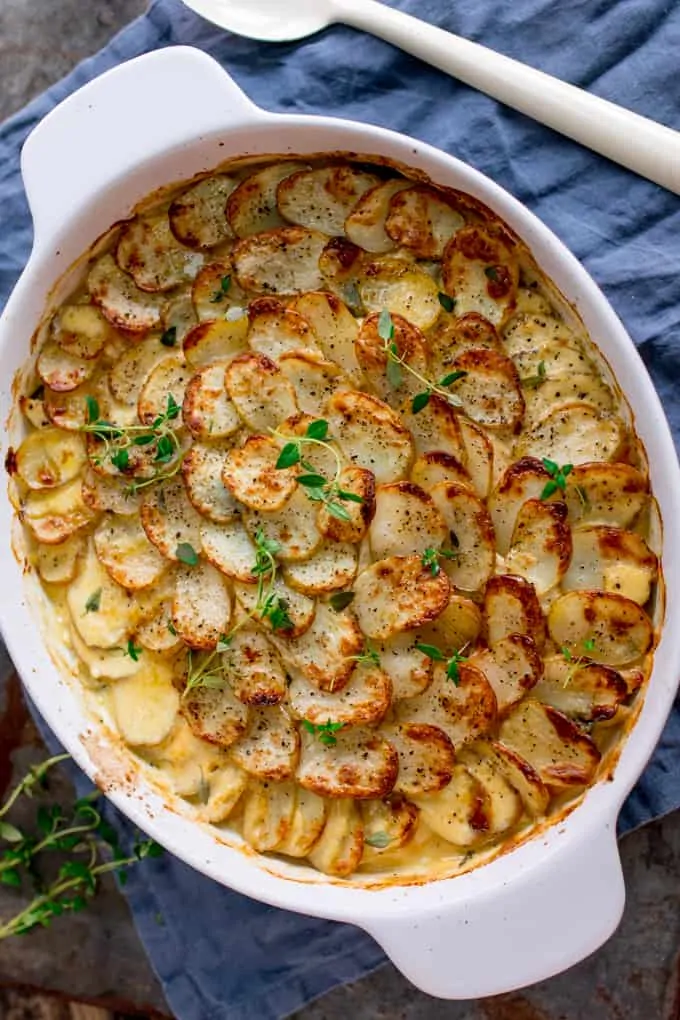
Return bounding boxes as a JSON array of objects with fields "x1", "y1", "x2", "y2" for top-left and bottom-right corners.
[
  {"x1": 272, "y1": 419, "x2": 363, "y2": 523},
  {"x1": 302, "y1": 719, "x2": 345, "y2": 747},
  {"x1": 561, "y1": 638, "x2": 596, "y2": 688},
  {"x1": 416, "y1": 641, "x2": 470, "y2": 686},
  {"x1": 521, "y1": 359, "x2": 547, "y2": 390},
  {"x1": 421, "y1": 546, "x2": 459, "y2": 576},
  {"x1": 540, "y1": 458, "x2": 573, "y2": 499},
  {"x1": 377, "y1": 309, "x2": 467, "y2": 414}
]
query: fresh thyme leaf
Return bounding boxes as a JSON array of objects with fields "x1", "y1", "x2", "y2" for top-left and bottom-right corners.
[
  {"x1": 110, "y1": 448, "x2": 129, "y2": 472},
  {"x1": 439, "y1": 370, "x2": 468, "y2": 388},
  {"x1": 484, "y1": 265, "x2": 499, "y2": 281},
  {"x1": 337, "y1": 489, "x2": 364, "y2": 504},
  {"x1": 411, "y1": 390, "x2": 431, "y2": 414},
  {"x1": 85, "y1": 396, "x2": 100, "y2": 424},
  {"x1": 521, "y1": 360, "x2": 547, "y2": 390},
  {"x1": 540, "y1": 479, "x2": 559, "y2": 499},
  {"x1": 575, "y1": 484, "x2": 590, "y2": 510},
  {"x1": 329, "y1": 591, "x2": 355, "y2": 612},
  {"x1": 276, "y1": 442, "x2": 301, "y2": 469},
  {"x1": 540, "y1": 458, "x2": 573, "y2": 499},
  {"x1": 216, "y1": 634, "x2": 232, "y2": 653},
  {"x1": 446, "y1": 651, "x2": 467, "y2": 686},
  {"x1": 166, "y1": 394, "x2": 181, "y2": 421},
  {"x1": 160, "y1": 326, "x2": 177, "y2": 347},
  {"x1": 210, "y1": 275, "x2": 232, "y2": 302},
  {"x1": 303, "y1": 719, "x2": 345, "y2": 747},
  {"x1": 302, "y1": 719, "x2": 316, "y2": 735},
  {"x1": 0, "y1": 869, "x2": 20, "y2": 888},
  {"x1": 377, "y1": 308, "x2": 394, "y2": 342},
  {"x1": 583, "y1": 638, "x2": 596, "y2": 652},
  {"x1": 325, "y1": 501, "x2": 352, "y2": 522},
  {"x1": 365, "y1": 831, "x2": 392, "y2": 849},
  {"x1": 386, "y1": 342, "x2": 403, "y2": 387},
  {"x1": 167, "y1": 620, "x2": 177, "y2": 636},
  {"x1": 421, "y1": 547, "x2": 442, "y2": 576},
  {"x1": 84, "y1": 588, "x2": 102, "y2": 614},
  {"x1": 0, "y1": 821, "x2": 23, "y2": 844},
  {"x1": 131, "y1": 433, "x2": 156, "y2": 447},
  {"x1": 305, "y1": 419, "x2": 329, "y2": 441},
  {"x1": 415, "y1": 643, "x2": 446, "y2": 662},
  {"x1": 438, "y1": 292, "x2": 455, "y2": 313},
  {"x1": 254, "y1": 529, "x2": 282, "y2": 558},
  {"x1": 266, "y1": 598, "x2": 294, "y2": 632},
  {"x1": 543, "y1": 457, "x2": 559, "y2": 474},
  {"x1": 175, "y1": 542, "x2": 199, "y2": 566},
  {"x1": 297, "y1": 473, "x2": 327, "y2": 488},
  {"x1": 154, "y1": 434, "x2": 175, "y2": 463},
  {"x1": 561, "y1": 646, "x2": 573, "y2": 662},
  {"x1": 124, "y1": 639, "x2": 143, "y2": 662}
]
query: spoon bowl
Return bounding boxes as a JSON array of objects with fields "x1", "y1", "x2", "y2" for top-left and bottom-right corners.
[{"x1": 182, "y1": 0, "x2": 334, "y2": 41}]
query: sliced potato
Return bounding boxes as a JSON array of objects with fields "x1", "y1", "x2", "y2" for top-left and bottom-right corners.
[
  {"x1": 20, "y1": 394, "x2": 50, "y2": 430},
  {"x1": 361, "y1": 794, "x2": 419, "y2": 856},
  {"x1": 498, "y1": 698, "x2": 600, "y2": 789},
  {"x1": 227, "y1": 161, "x2": 309, "y2": 237},
  {"x1": 200, "y1": 519, "x2": 257, "y2": 582},
  {"x1": 67, "y1": 544, "x2": 138, "y2": 647},
  {"x1": 116, "y1": 213, "x2": 203, "y2": 292},
  {"x1": 469, "y1": 634, "x2": 542, "y2": 713},
  {"x1": 416, "y1": 594, "x2": 483, "y2": 656},
  {"x1": 234, "y1": 576, "x2": 315, "y2": 639},
  {"x1": 565, "y1": 462, "x2": 649, "y2": 527},
  {"x1": 369, "y1": 481, "x2": 447, "y2": 559},
  {"x1": 55, "y1": 304, "x2": 113, "y2": 360},
  {"x1": 270, "y1": 602, "x2": 363, "y2": 692},
  {"x1": 277, "y1": 787, "x2": 328, "y2": 857},
  {"x1": 512, "y1": 337, "x2": 591, "y2": 380},
  {"x1": 191, "y1": 260, "x2": 247, "y2": 322},
  {"x1": 23, "y1": 478, "x2": 95, "y2": 545},
  {"x1": 70, "y1": 625, "x2": 143, "y2": 682},
  {"x1": 44, "y1": 382, "x2": 94, "y2": 432},
  {"x1": 483, "y1": 573, "x2": 546, "y2": 649},
  {"x1": 232, "y1": 226, "x2": 327, "y2": 294},
  {"x1": 400, "y1": 662, "x2": 497, "y2": 749},
  {"x1": 277, "y1": 165, "x2": 380, "y2": 235},
  {"x1": 278, "y1": 350, "x2": 343, "y2": 416},
  {"x1": 563, "y1": 525, "x2": 657, "y2": 605},
  {"x1": 169, "y1": 174, "x2": 236, "y2": 249},
  {"x1": 534, "y1": 657, "x2": 627, "y2": 722},
  {"x1": 242, "y1": 779, "x2": 296, "y2": 852},
  {"x1": 307, "y1": 799, "x2": 363, "y2": 877},
  {"x1": 182, "y1": 442, "x2": 242, "y2": 524},
  {"x1": 135, "y1": 599, "x2": 183, "y2": 654},
  {"x1": 412, "y1": 765, "x2": 487, "y2": 847},
  {"x1": 93, "y1": 515, "x2": 166, "y2": 590},
  {"x1": 107, "y1": 336, "x2": 167, "y2": 406},
  {"x1": 225, "y1": 352, "x2": 298, "y2": 431},
  {"x1": 411, "y1": 451, "x2": 472, "y2": 494},
  {"x1": 15, "y1": 428, "x2": 86, "y2": 490},
  {"x1": 448, "y1": 348, "x2": 525, "y2": 429},
  {"x1": 524, "y1": 372, "x2": 614, "y2": 421},
  {"x1": 181, "y1": 677, "x2": 249, "y2": 748},
  {"x1": 140, "y1": 477, "x2": 203, "y2": 561},
  {"x1": 222, "y1": 434, "x2": 297, "y2": 512},
  {"x1": 353, "y1": 554, "x2": 450, "y2": 640},
  {"x1": 142, "y1": 718, "x2": 228, "y2": 799},
  {"x1": 502, "y1": 313, "x2": 575, "y2": 360},
  {"x1": 289, "y1": 290, "x2": 362, "y2": 383},
  {"x1": 354, "y1": 311, "x2": 429, "y2": 406},
  {"x1": 428, "y1": 312, "x2": 503, "y2": 377},
  {"x1": 402, "y1": 394, "x2": 467, "y2": 462},
  {"x1": 37, "y1": 340, "x2": 95, "y2": 393},
  {"x1": 88, "y1": 253, "x2": 164, "y2": 333},
  {"x1": 283, "y1": 541, "x2": 357, "y2": 594},
  {"x1": 480, "y1": 740, "x2": 550, "y2": 817},
  {"x1": 359, "y1": 256, "x2": 441, "y2": 331},
  {"x1": 429, "y1": 482, "x2": 496, "y2": 592},
  {"x1": 247, "y1": 296, "x2": 320, "y2": 360},
  {"x1": 441, "y1": 226, "x2": 519, "y2": 327},
  {"x1": 385, "y1": 185, "x2": 465, "y2": 258},
  {"x1": 245, "y1": 486, "x2": 322, "y2": 562},
  {"x1": 182, "y1": 361, "x2": 241, "y2": 440},
  {"x1": 505, "y1": 498, "x2": 572, "y2": 595},
  {"x1": 230, "y1": 706, "x2": 300, "y2": 780},
  {"x1": 197, "y1": 764, "x2": 249, "y2": 824},
  {"x1": 327, "y1": 389, "x2": 413, "y2": 485},
  {"x1": 517, "y1": 403, "x2": 625, "y2": 465},
  {"x1": 223, "y1": 626, "x2": 288, "y2": 705},
  {"x1": 82, "y1": 468, "x2": 140, "y2": 516},
  {"x1": 376, "y1": 632, "x2": 433, "y2": 699},
  {"x1": 488, "y1": 456, "x2": 552, "y2": 555},
  {"x1": 381, "y1": 722, "x2": 455, "y2": 796},
  {"x1": 297, "y1": 726, "x2": 398, "y2": 799},
  {"x1": 183, "y1": 317, "x2": 249, "y2": 369},
  {"x1": 345, "y1": 179, "x2": 411, "y2": 253},
  {"x1": 137, "y1": 356, "x2": 191, "y2": 425},
  {"x1": 316, "y1": 466, "x2": 376, "y2": 543},
  {"x1": 171, "y1": 561, "x2": 231, "y2": 650},
  {"x1": 36, "y1": 531, "x2": 85, "y2": 584},
  {"x1": 547, "y1": 590, "x2": 654, "y2": 666},
  {"x1": 457, "y1": 745, "x2": 522, "y2": 834},
  {"x1": 161, "y1": 291, "x2": 197, "y2": 346},
  {"x1": 318, "y1": 237, "x2": 365, "y2": 311},
  {"x1": 289, "y1": 660, "x2": 392, "y2": 727},
  {"x1": 110, "y1": 662, "x2": 180, "y2": 747}
]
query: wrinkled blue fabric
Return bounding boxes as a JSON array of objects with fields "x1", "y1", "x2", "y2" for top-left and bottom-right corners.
[{"x1": 1, "y1": 0, "x2": 679, "y2": 1016}]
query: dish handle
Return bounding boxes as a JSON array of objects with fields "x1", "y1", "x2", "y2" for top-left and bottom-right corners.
[
  {"x1": 363, "y1": 823, "x2": 624, "y2": 999},
  {"x1": 21, "y1": 47, "x2": 261, "y2": 246}
]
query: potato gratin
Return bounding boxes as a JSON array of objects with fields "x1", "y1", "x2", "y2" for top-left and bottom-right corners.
[{"x1": 8, "y1": 156, "x2": 660, "y2": 881}]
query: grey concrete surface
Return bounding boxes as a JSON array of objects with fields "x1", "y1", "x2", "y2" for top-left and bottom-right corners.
[{"x1": 2, "y1": 3, "x2": 680, "y2": 1019}]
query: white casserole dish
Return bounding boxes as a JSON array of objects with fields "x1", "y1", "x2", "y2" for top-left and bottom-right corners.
[{"x1": 2, "y1": 46, "x2": 680, "y2": 999}]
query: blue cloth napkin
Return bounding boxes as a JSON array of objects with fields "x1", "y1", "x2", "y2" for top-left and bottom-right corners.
[{"x1": 1, "y1": 0, "x2": 680, "y2": 1016}]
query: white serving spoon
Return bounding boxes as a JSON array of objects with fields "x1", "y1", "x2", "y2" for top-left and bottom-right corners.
[{"x1": 181, "y1": 0, "x2": 680, "y2": 195}]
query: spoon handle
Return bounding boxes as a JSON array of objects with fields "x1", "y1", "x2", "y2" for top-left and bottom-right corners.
[{"x1": 337, "y1": 0, "x2": 680, "y2": 195}]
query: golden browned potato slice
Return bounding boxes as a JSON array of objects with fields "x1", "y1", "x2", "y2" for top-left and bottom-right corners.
[
  {"x1": 498, "y1": 698, "x2": 600, "y2": 789},
  {"x1": 116, "y1": 214, "x2": 204, "y2": 292},
  {"x1": 327, "y1": 389, "x2": 413, "y2": 485},
  {"x1": 358, "y1": 256, "x2": 441, "y2": 331},
  {"x1": 227, "y1": 161, "x2": 310, "y2": 237},
  {"x1": 278, "y1": 350, "x2": 344, "y2": 416},
  {"x1": 505, "y1": 498, "x2": 572, "y2": 595},
  {"x1": 43, "y1": 382, "x2": 95, "y2": 432},
  {"x1": 384, "y1": 185, "x2": 466, "y2": 258},
  {"x1": 222, "y1": 434, "x2": 297, "y2": 512},
  {"x1": 361, "y1": 794, "x2": 419, "y2": 857},
  {"x1": 200, "y1": 519, "x2": 257, "y2": 582},
  {"x1": 245, "y1": 487, "x2": 322, "y2": 562},
  {"x1": 169, "y1": 174, "x2": 236, "y2": 249},
  {"x1": 449, "y1": 349, "x2": 525, "y2": 429},
  {"x1": 416, "y1": 594, "x2": 483, "y2": 657},
  {"x1": 234, "y1": 577, "x2": 315, "y2": 639},
  {"x1": 23, "y1": 478, "x2": 95, "y2": 545},
  {"x1": 354, "y1": 311, "x2": 429, "y2": 406},
  {"x1": 137, "y1": 356, "x2": 191, "y2": 425},
  {"x1": 109, "y1": 662, "x2": 180, "y2": 747},
  {"x1": 191, "y1": 260, "x2": 247, "y2": 322},
  {"x1": 20, "y1": 393, "x2": 50, "y2": 430},
  {"x1": 183, "y1": 318, "x2": 249, "y2": 369},
  {"x1": 381, "y1": 722, "x2": 455, "y2": 796},
  {"x1": 297, "y1": 725, "x2": 398, "y2": 799},
  {"x1": 375, "y1": 632, "x2": 433, "y2": 699},
  {"x1": 289, "y1": 291, "x2": 363, "y2": 383},
  {"x1": 225, "y1": 352, "x2": 298, "y2": 431},
  {"x1": 182, "y1": 443, "x2": 242, "y2": 524},
  {"x1": 428, "y1": 312, "x2": 503, "y2": 375},
  {"x1": 429, "y1": 482, "x2": 496, "y2": 592},
  {"x1": 161, "y1": 292, "x2": 197, "y2": 346},
  {"x1": 442, "y1": 226, "x2": 519, "y2": 327},
  {"x1": 35, "y1": 532, "x2": 86, "y2": 584},
  {"x1": 411, "y1": 451, "x2": 472, "y2": 493},
  {"x1": 88, "y1": 253, "x2": 164, "y2": 333},
  {"x1": 533, "y1": 657, "x2": 627, "y2": 722},
  {"x1": 171, "y1": 562, "x2": 231, "y2": 650},
  {"x1": 316, "y1": 466, "x2": 376, "y2": 543},
  {"x1": 517, "y1": 403, "x2": 625, "y2": 465},
  {"x1": 242, "y1": 779, "x2": 297, "y2": 852},
  {"x1": 283, "y1": 541, "x2": 358, "y2": 595},
  {"x1": 459, "y1": 418, "x2": 494, "y2": 499},
  {"x1": 402, "y1": 394, "x2": 467, "y2": 462},
  {"x1": 547, "y1": 590, "x2": 654, "y2": 666},
  {"x1": 318, "y1": 237, "x2": 365, "y2": 310},
  {"x1": 67, "y1": 544, "x2": 139, "y2": 648},
  {"x1": 353, "y1": 555, "x2": 450, "y2": 640},
  {"x1": 233, "y1": 226, "x2": 327, "y2": 294},
  {"x1": 182, "y1": 680, "x2": 249, "y2": 749},
  {"x1": 15, "y1": 429, "x2": 86, "y2": 490},
  {"x1": 277, "y1": 787, "x2": 328, "y2": 857},
  {"x1": 270, "y1": 602, "x2": 363, "y2": 692},
  {"x1": 412, "y1": 764, "x2": 486, "y2": 846},
  {"x1": 369, "y1": 481, "x2": 448, "y2": 560},
  {"x1": 469, "y1": 634, "x2": 542, "y2": 713},
  {"x1": 479, "y1": 739, "x2": 549, "y2": 816},
  {"x1": 182, "y1": 361, "x2": 242, "y2": 440},
  {"x1": 197, "y1": 764, "x2": 249, "y2": 824},
  {"x1": 563, "y1": 525, "x2": 657, "y2": 605},
  {"x1": 230, "y1": 706, "x2": 300, "y2": 780},
  {"x1": 524, "y1": 373, "x2": 614, "y2": 423},
  {"x1": 345, "y1": 179, "x2": 411, "y2": 253},
  {"x1": 140, "y1": 477, "x2": 203, "y2": 561},
  {"x1": 54, "y1": 304, "x2": 113, "y2": 360},
  {"x1": 483, "y1": 574, "x2": 546, "y2": 649},
  {"x1": 289, "y1": 660, "x2": 392, "y2": 727},
  {"x1": 277, "y1": 165, "x2": 381, "y2": 235},
  {"x1": 82, "y1": 468, "x2": 140, "y2": 516},
  {"x1": 136, "y1": 599, "x2": 183, "y2": 654},
  {"x1": 108, "y1": 336, "x2": 168, "y2": 406},
  {"x1": 458, "y1": 746, "x2": 522, "y2": 835},
  {"x1": 37, "y1": 341, "x2": 96, "y2": 393},
  {"x1": 564, "y1": 462, "x2": 649, "y2": 527},
  {"x1": 488, "y1": 456, "x2": 552, "y2": 554},
  {"x1": 307, "y1": 799, "x2": 364, "y2": 877},
  {"x1": 401, "y1": 662, "x2": 497, "y2": 749},
  {"x1": 93, "y1": 515, "x2": 166, "y2": 590},
  {"x1": 223, "y1": 626, "x2": 288, "y2": 705},
  {"x1": 246, "y1": 296, "x2": 320, "y2": 360}
]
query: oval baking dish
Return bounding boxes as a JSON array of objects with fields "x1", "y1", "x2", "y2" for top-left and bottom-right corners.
[{"x1": 1, "y1": 47, "x2": 680, "y2": 999}]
